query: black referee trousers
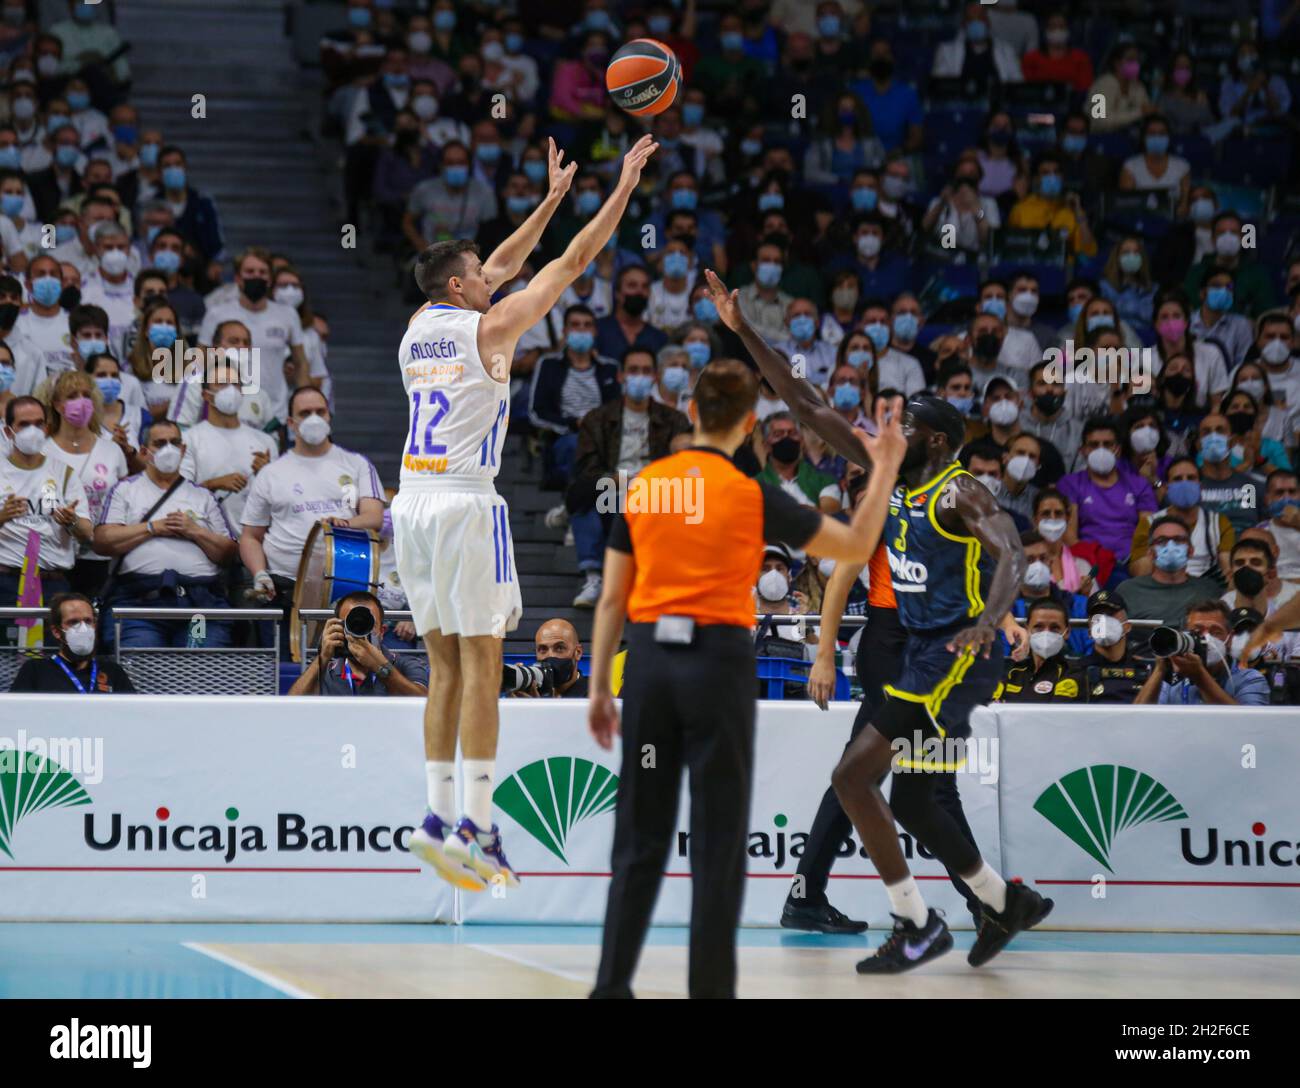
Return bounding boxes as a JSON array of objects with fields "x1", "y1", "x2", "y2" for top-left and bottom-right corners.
[{"x1": 592, "y1": 622, "x2": 756, "y2": 999}]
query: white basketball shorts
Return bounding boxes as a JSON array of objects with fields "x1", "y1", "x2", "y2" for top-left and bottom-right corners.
[{"x1": 391, "y1": 477, "x2": 522, "y2": 638}]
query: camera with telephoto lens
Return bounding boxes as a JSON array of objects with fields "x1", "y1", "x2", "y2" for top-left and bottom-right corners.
[
  {"x1": 1149, "y1": 626, "x2": 1206, "y2": 660},
  {"x1": 501, "y1": 658, "x2": 572, "y2": 696},
  {"x1": 343, "y1": 606, "x2": 375, "y2": 639}
]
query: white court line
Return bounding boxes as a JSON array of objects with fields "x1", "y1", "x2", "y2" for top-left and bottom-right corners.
[
  {"x1": 467, "y1": 942, "x2": 594, "y2": 987},
  {"x1": 182, "y1": 942, "x2": 317, "y2": 1000}
]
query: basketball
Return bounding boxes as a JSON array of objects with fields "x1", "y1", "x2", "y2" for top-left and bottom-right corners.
[{"x1": 605, "y1": 38, "x2": 680, "y2": 116}]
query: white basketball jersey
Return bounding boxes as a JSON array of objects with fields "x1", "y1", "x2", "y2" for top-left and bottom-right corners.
[{"x1": 397, "y1": 304, "x2": 509, "y2": 482}]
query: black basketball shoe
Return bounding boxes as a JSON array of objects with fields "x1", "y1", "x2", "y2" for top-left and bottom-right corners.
[
  {"x1": 967, "y1": 881, "x2": 1054, "y2": 967},
  {"x1": 856, "y1": 909, "x2": 952, "y2": 974},
  {"x1": 781, "y1": 898, "x2": 869, "y2": 935}
]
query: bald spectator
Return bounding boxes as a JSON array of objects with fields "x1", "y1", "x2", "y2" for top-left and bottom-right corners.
[{"x1": 512, "y1": 618, "x2": 589, "y2": 698}]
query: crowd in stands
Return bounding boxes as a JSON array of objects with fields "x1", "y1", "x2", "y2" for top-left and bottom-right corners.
[{"x1": 3, "y1": 0, "x2": 1300, "y2": 705}]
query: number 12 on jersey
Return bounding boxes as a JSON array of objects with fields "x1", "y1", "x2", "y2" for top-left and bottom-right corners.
[{"x1": 407, "y1": 390, "x2": 451, "y2": 457}]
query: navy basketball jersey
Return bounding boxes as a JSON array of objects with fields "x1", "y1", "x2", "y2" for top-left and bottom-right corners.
[{"x1": 885, "y1": 462, "x2": 995, "y2": 632}]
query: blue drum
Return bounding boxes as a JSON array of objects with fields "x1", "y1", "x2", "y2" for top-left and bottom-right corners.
[{"x1": 291, "y1": 522, "x2": 380, "y2": 661}]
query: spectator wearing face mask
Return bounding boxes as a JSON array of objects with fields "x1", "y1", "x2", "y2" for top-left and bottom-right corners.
[
  {"x1": 289, "y1": 589, "x2": 429, "y2": 697},
  {"x1": 995, "y1": 598, "x2": 1087, "y2": 704},
  {"x1": 650, "y1": 344, "x2": 694, "y2": 413},
  {"x1": 965, "y1": 311, "x2": 1020, "y2": 397},
  {"x1": 595, "y1": 265, "x2": 669, "y2": 360},
  {"x1": 1219, "y1": 41, "x2": 1292, "y2": 130},
  {"x1": 922, "y1": 163, "x2": 999, "y2": 258},
  {"x1": 1119, "y1": 114, "x2": 1190, "y2": 204},
  {"x1": 1009, "y1": 151, "x2": 1096, "y2": 259},
  {"x1": 1247, "y1": 314, "x2": 1300, "y2": 416},
  {"x1": 646, "y1": 239, "x2": 695, "y2": 331},
  {"x1": 79, "y1": 219, "x2": 136, "y2": 353},
  {"x1": 1059, "y1": 418, "x2": 1157, "y2": 564},
  {"x1": 549, "y1": 31, "x2": 611, "y2": 124},
  {"x1": 1221, "y1": 387, "x2": 1288, "y2": 476},
  {"x1": 8, "y1": 592, "x2": 134, "y2": 692},
  {"x1": 1021, "y1": 11, "x2": 1092, "y2": 91},
  {"x1": 1192, "y1": 412, "x2": 1262, "y2": 534},
  {"x1": 1257, "y1": 469, "x2": 1300, "y2": 583},
  {"x1": 1031, "y1": 483, "x2": 1114, "y2": 592},
  {"x1": 1080, "y1": 590, "x2": 1151, "y2": 704},
  {"x1": 734, "y1": 238, "x2": 794, "y2": 345},
  {"x1": 0, "y1": 273, "x2": 41, "y2": 398},
  {"x1": 272, "y1": 267, "x2": 332, "y2": 406},
  {"x1": 775, "y1": 299, "x2": 836, "y2": 389},
  {"x1": 757, "y1": 411, "x2": 838, "y2": 518},
  {"x1": 1189, "y1": 268, "x2": 1254, "y2": 370},
  {"x1": 510, "y1": 618, "x2": 590, "y2": 699},
  {"x1": 754, "y1": 543, "x2": 812, "y2": 660},
  {"x1": 156, "y1": 146, "x2": 224, "y2": 279},
  {"x1": 839, "y1": 214, "x2": 908, "y2": 301},
  {"x1": 1087, "y1": 44, "x2": 1151, "y2": 135},
  {"x1": 1101, "y1": 237, "x2": 1156, "y2": 330},
  {"x1": 1186, "y1": 212, "x2": 1276, "y2": 322},
  {"x1": 343, "y1": 47, "x2": 411, "y2": 224},
  {"x1": 1130, "y1": 457, "x2": 1234, "y2": 582},
  {"x1": 1134, "y1": 598, "x2": 1269, "y2": 706},
  {"x1": 15, "y1": 254, "x2": 74, "y2": 381},
  {"x1": 172, "y1": 320, "x2": 275, "y2": 433},
  {"x1": 84, "y1": 351, "x2": 141, "y2": 465},
  {"x1": 403, "y1": 140, "x2": 497, "y2": 253},
  {"x1": 1115, "y1": 516, "x2": 1222, "y2": 645},
  {"x1": 1019, "y1": 362, "x2": 1081, "y2": 467},
  {"x1": 931, "y1": 4, "x2": 1024, "y2": 86},
  {"x1": 1221, "y1": 536, "x2": 1299, "y2": 624},
  {"x1": 992, "y1": 431, "x2": 1046, "y2": 527}
]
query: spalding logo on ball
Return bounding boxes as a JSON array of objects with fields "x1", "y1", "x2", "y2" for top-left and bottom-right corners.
[{"x1": 605, "y1": 38, "x2": 680, "y2": 116}]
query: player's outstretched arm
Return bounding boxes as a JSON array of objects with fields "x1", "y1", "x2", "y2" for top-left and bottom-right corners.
[
  {"x1": 703, "y1": 269, "x2": 870, "y2": 471},
  {"x1": 479, "y1": 135, "x2": 658, "y2": 355},
  {"x1": 480, "y1": 138, "x2": 577, "y2": 288},
  {"x1": 945, "y1": 474, "x2": 1028, "y2": 657}
]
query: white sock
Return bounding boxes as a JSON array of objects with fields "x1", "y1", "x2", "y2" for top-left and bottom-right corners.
[
  {"x1": 425, "y1": 761, "x2": 455, "y2": 825},
  {"x1": 884, "y1": 876, "x2": 928, "y2": 927},
  {"x1": 462, "y1": 760, "x2": 495, "y2": 831},
  {"x1": 965, "y1": 861, "x2": 1008, "y2": 913}
]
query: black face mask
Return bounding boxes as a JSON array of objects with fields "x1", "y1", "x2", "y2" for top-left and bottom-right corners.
[
  {"x1": 1232, "y1": 566, "x2": 1266, "y2": 598},
  {"x1": 1227, "y1": 411, "x2": 1256, "y2": 435},
  {"x1": 622, "y1": 293, "x2": 648, "y2": 317},
  {"x1": 1164, "y1": 374, "x2": 1193, "y2": 398},
  {"x1": 974, "y1": 333, "x2": 1002, "y2": 359},
  {"x1": 869, "y1": 58, "x2": 894, "y2": 81},
  {"x1": 59, "y1": 286, "x2": 80, "y2": 310},
  {"x1": 1035, "y1": 392, "x2": 1064, "y2": 416},
  {"x1": 242, "y1": 277, "x2": 269, "y2": 303},
  {"x1": 770, "y1": 436, "x2": 801, "y2": 463},
  {"x1": 542, "y1": 656, "x2": 574, "y2": 686},
  {"x1": 0, "y1": 302, "x2": 18, "y2": 329}
]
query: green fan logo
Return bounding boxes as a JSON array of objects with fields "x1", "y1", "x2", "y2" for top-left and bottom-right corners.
[
  {"x1": 1034, "y1": 764, "x2": 1188, "y2": 873},
  {"x1": 0, "y1": 749, "x2": 93, "y2": 859},
  {"x1": 494, "y1": 757, "x2": 618, "y2": 865}
]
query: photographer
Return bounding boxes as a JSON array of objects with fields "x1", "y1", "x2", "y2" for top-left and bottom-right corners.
[
  {"x1": 1134, "y1": 599, "x2": 1269, "y2": 706},
  {"x1": 508, "y1": 618, "x2": 588, "y2": 698},
  {"x1": 287, "y1": 591, "x2": 428, "y2": 697}
]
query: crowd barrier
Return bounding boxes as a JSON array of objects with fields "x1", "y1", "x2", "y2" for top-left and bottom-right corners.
[{"x1": 1, "y1": 698, "x2": 1294, "y2": 932}]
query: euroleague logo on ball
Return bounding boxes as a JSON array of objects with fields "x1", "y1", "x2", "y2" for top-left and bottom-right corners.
[{"x1": 605, "y1": 38, "x2": 680, "y2": 116}]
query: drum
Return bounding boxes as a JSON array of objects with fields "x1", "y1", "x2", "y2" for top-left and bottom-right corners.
[{"x1": 290, "y1": 522, "x2": 380, "y2": 662}]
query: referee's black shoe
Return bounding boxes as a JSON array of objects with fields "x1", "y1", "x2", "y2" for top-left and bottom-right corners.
[
  {"x1": 856, "y1": 909, "x2": 952, "y2": 974},
  {"x1": 781, "y1": 898, "x2": 868, "y2": 934},
  {"x1": 967, "y1": 881, "x2": 1054, "y2": 967}
]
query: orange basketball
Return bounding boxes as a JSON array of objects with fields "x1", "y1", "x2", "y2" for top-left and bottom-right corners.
[{"x1": 605, "y1": 38, "x2": 680, "y2": 116}]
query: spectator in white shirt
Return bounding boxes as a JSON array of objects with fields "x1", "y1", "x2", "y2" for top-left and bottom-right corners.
[
  {"x1": 51, "y1": 194, "x2": 124, "y2": 278},
  {"x1": 64, "y1": 77, "x2": 109, "y2": 149},
  {"x1": 777, "y1": 298, "x2": 837, "y2": 388},
  {"x1": 172, "y1": 319, "x2": 276, "y2": 433},
  {"x1": 647, "y1": 237, "x2": 694, "y2": 331},
  {"x1": 85, "y1": 351, "x2": 143, "y2": 463},
  {"x1": 80, "y1": 219, "x2": 136, "y2": 355},
  {"x1": 272, "y1": 267, "x2": 332, "y2": 406},
  {"x1": 859, "y1": 300, "x2": 926, "y2": 395},
  {"x1": 127, "y1": 297, "x2": 186, "y2": 423},
  {"x1": 15, "y1": 254, "x2": 74, "y2": 382}
]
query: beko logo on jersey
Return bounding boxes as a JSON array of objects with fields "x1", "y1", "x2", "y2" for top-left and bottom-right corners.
[
  {"x1": 888, "y1": 548, "x2": 928, "y2": 586},
  {"x1": 410, "y1": 339, "x2": 460, "y2": 360}
]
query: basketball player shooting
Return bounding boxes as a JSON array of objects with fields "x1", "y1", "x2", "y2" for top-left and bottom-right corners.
[{"x1": 395, "y1": 134, "x2": 658, "y2": 892}]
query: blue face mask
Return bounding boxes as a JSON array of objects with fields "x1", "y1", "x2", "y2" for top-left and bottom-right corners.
[
  {"x1": 1061, "y1": 133, "x2": 1087, "y2": 154},
  {"x1": 833, "y1": 384, "x2": 860, "y2": 410},
  {"x1": 981, "y1": 297, "x2": 1007, "y2": 320},
  {"x1": 1067, "y1": 301, "x2": 1083, "y2": 323},
  {"x1": 1145, "y1": 134, "x2": 1169, "y2": 155},
  {"x1": 721, "y1": 31, "x2": 744, "y2": 52},
  {"x1": 1, "y1": 193, "x2": 23, "y2": 217},
  {"x1": 31, "y1": 275, "x2": 62, "y2": 307},
  {"x1": 523, "y1": 160, "x2": 546, "y2": 183},
  {"x1": 1166, "y1": 480, "x2": 1201, "y2": 508},
  {"x1": 1206, "y1": 285, "x2": 1233, "y2": 311},
  {"x1": 662, "y1": 365, "x2": 689, "y2": 393},
  {"x1": 648, "y1": 15, "x2": 672, "y2": 36},
  {"x1": 77, "y1": 337, "x2": 107, "y2": 357},
  {"x1": 851, "y1": 187, "x2": 878, "y2": 212},
  {"x1": 348, "y1": 7, "x2": 372, "y2": 28},
  {"x1": 443, "y1": 164, "x2": 469, "y2": 188},
  {"x1": 757, "y1": 192, "x2": 784, "y2": 212},
  {"x1": 67, "y1": 92, "x2": 90, "y2": 112},
  {"x1": 383, "y1": 73, "x2": 410, "y2": 90},
  {"x1": 47, "y1": 115, "x2": 69, "y2": 134},
  {"x1": 566, "y1": 330, "x2": 594, "y2": 354},
  {"x1": 1269, "y1": 497, "x2": 1300, "y2": 518},
  {"x1": 1085, "y1": 312, "x2": 1115, "y2": 332},
  {"x1": 162, "y1": 165, "x2": 187, "y2": 190},
  {"x1": 506, "y1": 195, "x2": 534, "y2": 216},
  {"x1": 966, "y1": 20, "x2": 989, "y2": 42},
  {"x1": 755, "y1": 261, "x2": 782, "y2": 288},
  {"x1": 476, "y1": 143, "x2": 501, "y2": 164},
  {"x1": 893, "y1": 312, "x2": 919, "y2": 341},
  {"x1": 146, "y1": 325, "x2": 177, "y2": 350},
  {"x1": 433, "y1": 10, "x2": 456, "y2": 31},
  {"x1": 1200, "y1": 431, "x2": 1230, "y2": 463},
  {"x1": 140, "y1": 144, "x2": 160, "y2": 168},
  {"x1": 505, "y1": 33, "x2": 524, "y2": 54},
  {"x1": 693, "y1": 298, "x2": 718, "y2": 325},
  {"x1": 685, "y1": 340, "x2": 711, "y2": 367},
  {"x1": 670, "y1": 188, "x2": 698, "y2": 211},
  {"x1": 0, "y1": 147, "x2": 19, "y2": 169},
  {"x1": 818, "y1": 15, "x2": 842, "y2": 37},
  {"x1": 0, "y1": 365, "x2": 14, "y2": 394},
  {"x1": 681, "y1": 103, "x2": 704, "y2": 128},
  {"x1": 625, "y1": 374, "x2": 655, "y2": 401},
  {"x1": 663, "y1": 251, "x2": 690, "y2": 279},
  {"x1": 113, "y1": 124, "x2": 137, "y2": 146},
  {"x1": 864, "y1": 322, "x2": 890, "y2": 350},
  {"x1": 1039, "y1": 173, "x2": 1063, "y2": 198},
  {"x1": 1154, "y1": 540, "x2": 1190, "y2": 572},
  {"x1": 947, "y1": 394, "x2": 974, "y2": 414},
  {"x1": 789, "y1": 315, "x2": 816, "y2": 342},
  {"x1": 95, "y1": 376, "x2": 122, "y2": 404},
  {"x1": 54, "y1": 224, "x2": 76, "y2": 246},
  {"x1": 153, "y1": 250, "x2": 182, "y2": 274},
  {"x1": 585, "y1": 10, "x2": 611, "y2": 31},
  {"x1": 575, "y1": 190, "x2": 601, "y2": 215},
  {"x1": 847, "y1": 349, "x2": 872, "y2": 368},
  {"x1": 54, "y1": 145, "x2": 79, "y2": 168},
  {"x1": 740, "y1": 137, "x2": 762, "y2": 158}
]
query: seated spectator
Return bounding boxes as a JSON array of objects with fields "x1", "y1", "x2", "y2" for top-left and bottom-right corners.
[
  {"x1": 1222, "y1": 388, "x2": 1288, "y2": 477},
  {"x1": 1117, "y1": 403, "x2": 1167, "y2": 494},
  {"x1": 1115, "y1": 515, "x2": 1223, "y2": 639},
  {"x1": 8, "y1": 592, "x2": 133, "y2": 692},
  {"x1": 1012, "y1": 530, "x2": 1090, "y2": 655},
  {"x1": 1059, "y1": 418, "x2": 1157, "y2": 565},
  {"x1": 650, "y1": 343, "x2": 693, "y2": 413},
  {"x1": 776, "y1": 298, "x2": 836, "y2": 388},
  {"x1": 1087, "y1": 43, "x2": 1151, "y2": 135},
  {"x1": 1219, "y1": 40, "x2": 1292, "y2": 131},
  {"x1": 1257, "y1": 469, "x2": 1300, "y2": 583},
  {"x1": 646, "y1": 238, "x2": 694, "y2": 331},
  {"x1": 1130, "y1": 457, "x2": 1234, "y2": 582},
  {"x1": 157, "y1": 145, "x2": 224, "y2": 277},
  {"x1": 1190, "y1": 268, "x2": 1254, "y2": 371},
  {"x1": 1020, "y1": 362, "x2": 1081, "y2": 470},
  {"x1": 1008, "y1": 150, "x2": 1097, "y2": 259},
  {"x1": 754, "y1": 543, "x2": 813, "y2": 659},
  {"x1": 1119, "y1": 114, "x2": 1190, "y2": 203},
  {"x1": 997, "y1": 431, "x2": 1044, "y2": 527},
  {"x1": 930, "y1": 4, "x2": 1023, "y2": 87},
  {"x1": 920, "y1": 161, "x2": 999, "y2": 259},
  {"x1": 403, "y1": 141, "x2": 497, "y2": 251},
  {"x1": 757, "y1": 412, "x2": 838, "y2": 516},
  {"x1": 803, "y1": 92, "x2": 884, "y2": 186},
  {"x1": 288, "y1": 590, "x2": 428, "y2": 696},
  {"x1": 1221, "y1": 536, "x2": 1299, "y2": 626},
  {"x1": 1193, "y1": 412, "x2": 1263, "y2": 534},
  {"x1": 1185, "y1": 211, "x2": 1276, "y2": 322},
  {"x1": 1157, "y1": 52, "x2": 1215, "y2": 134},
  {"x1": 1100, "y1": 236, "x2": 1156, "y2": 329},
  {"x1": 848, "y1": 38, "x2": 923, "y2": 154},
  {"x1": 372, "y1": 108, "x2": 437, "y2": 242},
  {"x1": 511, "y1": 618, "x2": 589, "y2": 698},
  {"x1": 94, "y1": 419, "x2": 237, "y2": 648},
  {"x1": 549, "y1": 31, "x2": 609, "y2": 123},
  {"x1": 1134, "y1": 598, "x2": 1269, "y2": 705},
  {"x1": 1080, "y1": 589, "x2": 1151, "y2": 704},
  {"x1": 173, "y1": 319, "x2": 276, "y2": 433},
  {"x1": 1021, "y1": 10, "x2": 1093, "y2": 92},
  {"x1": 994, "y1": 598, "x2": 1086, "y2": 703},
  {"x1": 735, "y1": 237, "x2": 795, "y2": 345},
  {"x1": 835, "y1": 213, "x2": 909, "y2": 302},
  {"x1": 596, "y1": 266, "x2": 668, "y2": 360}
]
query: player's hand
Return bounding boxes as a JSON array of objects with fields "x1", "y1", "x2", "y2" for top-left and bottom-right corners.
[
  {"x1": 703, "y1": 268, "x2": 743, "y2": 331},
  {"x1": 589, "y1": 691, "x2": 621, "y2": 750},
  {"x1": 546, "y1": 136, "x2": 577, "y2": 200},
  {"x1": 808, "y1": 654, "x2": 837, "y2": 711},
  {"x1": 1237, "y1": 622, "x2": 1278, "y2": 667},
  {"x1": 947, "y1": 620, "x2": 998, "y2": 659},
  {"x1": 859, "y1": 395, "x2": 906, "y2": 469},
  {"x1": 615, "y1": 134, "x2": 658, "y2": 195}
]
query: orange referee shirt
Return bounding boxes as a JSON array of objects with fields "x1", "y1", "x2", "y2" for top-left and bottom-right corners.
[
  {"x1": 867, "y1": 541, "x2": 897, "y2": 610},
  {"x1": 607, "y1": 447, "x2": 823, "y2": 629}
]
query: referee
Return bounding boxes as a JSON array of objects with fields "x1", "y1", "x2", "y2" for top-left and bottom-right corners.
[{"x1": 587, "y1": 359, "x2": 906, "y2": 999}]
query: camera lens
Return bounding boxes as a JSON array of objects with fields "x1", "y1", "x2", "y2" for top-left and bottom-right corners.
[{"x1": 344, "y1": 607, "x2": 375, "y2": 638}]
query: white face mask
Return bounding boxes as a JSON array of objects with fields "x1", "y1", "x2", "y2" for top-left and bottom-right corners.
[
  {"x1": 274, "y1": 285, "x2": 304, "y2": 309},
  {"x1": 818, "y1": 557, "x2": 836, "y2": 578},
  {"x1": 1203, "y1": 634, "x2": 1227, "y2": 667},
  {"x1": 63, "y1": 620, "x2": 96, "y2": 657},
  {"x1": 1261, "y1": 339, "x2": 1291, "y2": 366},
  {"x1": 1087, "y1": 447, "x2": 1117, "y2": 475},
  {"x1": 152, "y1": 442, "x2": 182, "y2": 474},
  {"x1": 1006, "y1": 453, "x2": 1037, "y2": 482},
  {"x1": 1214, "y1": 232, "x2": 1241, "y2": 257},
  {"x1": 757, "y1": 569, "x2": 789, "y2": 601},
  {"x1": 975, "y1": 473, "x2": 1002, "y2": 497},
  {"x1": 1130, "y1": 425, "x2": 1160, "y2": 453},
  {"x1": 1011, "y1": 291, "x2": 1039, "y2": 317},
  {"x1": 988, "y1": 399, "x2": 1019, "y2": 426},
  {"x1": 100, "y1": 248, "x2": 129, "y2": 276},
  {"x1": 12, "y1": 423, "x2": 45, "y2": 455},
  {"x1": 409, "y1": 32, "x2": 432, "y2": 54},
  {"x1": 1024, "y1": 560, "x2": 1052, "y2": 589},
  {"x1": 1090, "y1": 613, "x2": 1124, "y2": 647},
  {"x1": 857, "y1": 234, "x2": 882, "y2": 259},
  {"x1": 1030, "y1": 630, "x2": 1064, "y2": 659},
  {"x1": 412, "y1": 94, "x2": 438, "y2": 120},
  {"x1": 1037, "y1": 517, "x2": 1067, "y2": 542},
  {"x1": 213, "y1": 385, "x2": 242, "y2": 415},
  {"x1": 296, "y1": 413, "x2": 331, "y2": 446}
]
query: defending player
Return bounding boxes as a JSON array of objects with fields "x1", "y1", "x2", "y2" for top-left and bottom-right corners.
[
  {"x1": 704, "y1": 271, "x2": 1051, "y2": 972},
  {"x1": 395, "y1": 136, "x2": 658, "y2": 892}
]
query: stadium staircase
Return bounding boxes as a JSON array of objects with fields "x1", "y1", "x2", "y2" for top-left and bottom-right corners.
[{"x1": 120, "y1": 0, "x2": 589, "y2": 658}]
